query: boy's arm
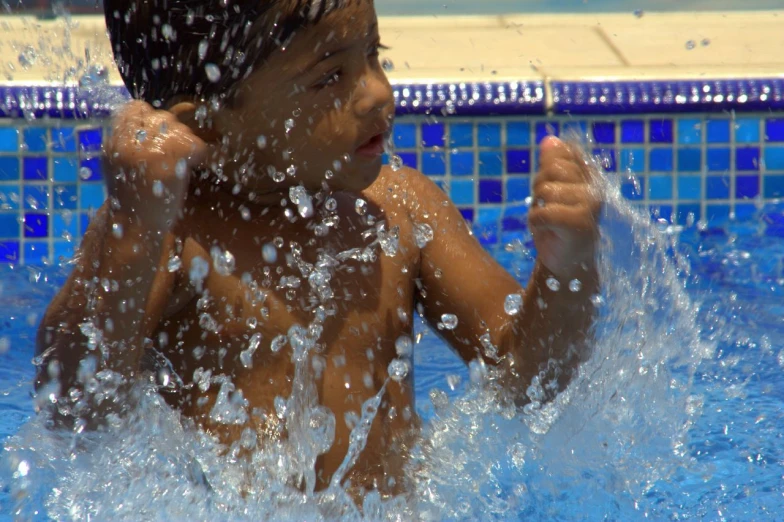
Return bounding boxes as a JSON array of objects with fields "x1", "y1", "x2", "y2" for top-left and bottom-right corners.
[
  {"x1": 403, "y1": 137, "x2": 600, "y2": 400},
  {"x1": 35, "y1": 101, "x2": 205, "y2": 424}
]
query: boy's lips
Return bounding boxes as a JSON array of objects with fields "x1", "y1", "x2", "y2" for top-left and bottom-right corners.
[{"x1": 355, "y1": 133, "x2": 385, "y2": 158}]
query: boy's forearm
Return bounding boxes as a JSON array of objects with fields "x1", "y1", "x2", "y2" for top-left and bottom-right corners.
[{"x1": 505, "y1": 260, "x2": 598, "y2": 400}]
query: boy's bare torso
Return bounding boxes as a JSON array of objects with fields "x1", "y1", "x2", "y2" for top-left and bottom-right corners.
[{"x1": 151, "y1": 166, "x2": 423, "y2": 492}]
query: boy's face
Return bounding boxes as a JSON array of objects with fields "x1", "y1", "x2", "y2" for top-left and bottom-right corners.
[{"x1": 210, "y1": 1, "x2": 394, "y2": 198}]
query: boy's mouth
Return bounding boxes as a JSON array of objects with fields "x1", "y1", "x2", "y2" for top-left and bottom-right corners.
[{"x1": 355, "y1": 133, "x2": 385, "y2": 158}]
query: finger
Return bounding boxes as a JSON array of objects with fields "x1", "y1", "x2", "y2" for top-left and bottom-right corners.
[
  {"x1": 534, "y1": 182, "x2": 597, "y2": 207},
  {"x1": 534, "y1": 156, "x2": 588, "y2": 186},
  {"x1": 528, "y1": 204, "x2": 600, "y2": 233},
  {"x1": 539, "y1": 136, "x2": 594, "y2": 182}
]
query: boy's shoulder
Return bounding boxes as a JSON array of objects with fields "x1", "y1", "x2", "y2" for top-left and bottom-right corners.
[{"x1": 365, "y1": 165, "x2": 445, "y2": 213}]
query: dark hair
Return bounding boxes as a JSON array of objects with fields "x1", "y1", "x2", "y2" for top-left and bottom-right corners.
[{"x1": 104, "y1": 0, "x2": 356, "y2": 106}]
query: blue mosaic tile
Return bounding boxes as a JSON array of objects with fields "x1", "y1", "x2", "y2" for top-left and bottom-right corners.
[
  {"x1": 592, "y1": 121, "x2": 615, "y2": 144},
  {"x1": 678, "y1": 119, "x2": 702, "y2": 145},
  {"x1": 0, "y1": 128, "x2": 19, "y2": 153},
  {"x1": 450, "y1": 151, "x2": 474, "y2": 176},
  {"x1": 459, "y1": 208, "x2": 474, "y2": 223},
  {"x1": 506, "y1": 149, "x2": 530, "y2": 174},
  {"x1": 621, "y1": 120, "x2": 645, "y2": 143},
  {"x1": 51, "y1": 127, "x2": 76, "y2": 152},
  {"x1": 0, "y1": 186, "x2": 20, "y2": 210},
  {"x1": 535, "y1": 122, "x2": 559, "y2": 144},
  {"x1": 24, "y1": 213, "x2": 48, "y2": 238},
  {"x1": 650, "y1": 120, "x2": 673, "y2": 143},
  {"x1": 676, "y1": 203, "x2": 701, "y2": 226},
  {"x1": 677, "y1": 176, "x2": 701, "y2": 199},
  {"x1": 78, "y1": 128, "x2": 103, "y2": 153},
  {"x1": 706, "y1": 120, "x2": 730, "y2": 143},
  {"x1": 53, "y1": 157, "x2": 78, "y2": 182},
  {"x1": 53, "y1": 240, "x2": 76, "y2": 261},
  {"x1": 735, "y1": 118, "x2": 760, "y2": 143},
  {"x1": 23, "y1": 157, "x2": 48, "y2": 181},
  {"x1": 23, "y1": 185, "x2": 48, "y2": 210},
  {"x1": 80, "y1": 212, "x2": 92, "y2": 236},
  {"x1": 53, "y1": 183, "x2": 78, "y2": 210},
  {"x1": 53, "y1": 213, "x2": 78, "y2": 239},
  {"x1": 449, "y1": 123, "x2": 473, "y2": 147},
  {"x1": 706, "y1": 176, "x2": 730, "y2": 199},
  {"x1": 765, "y1": 119, "x2": 784, "y2": 142},
  {"x1": 23, "y1": 128, "x2": 47, "y2": 152},
  {"x1": 0, "y1": 158, "x2": 19, "y2": 181},
  {"x1": 593, "y1": 148, "x2": 616, "y2": 172},
  {"x1": 79, "y1": 157, "x2": 103, "y2": 181},
  {"x1": 393, "y1": 123, "x2": 416, "y2": 148},
  {"x1": 650, "y1": 149, "x2": 674, "y2": 172},
  {"x1": 80, "y1": 183, "x2": 105, "y2": 209},
  {"x1": 24, "y1": 241, "x2": 49, "y2": 264},
  {"x1": 421, "y1": 152, "x2": 446, "y2": 175},
  {"x1": 677, "y1": 149, "x2": 701, "y2": 172},
  {"x1": 477, "y1": 123, "x2": 501, "y2": 147},
  {"x1": 648, "y1": 176, "x2": 673, "y2": 200},
  {"x1": 619, "y1": 148, "x2": 644, "y2": 173},
  {"x1": 651, "y1": 204, "x2": 673, "y2": 223},
  {"x1": 707, "y1": 148, "x2": 730, "y2": 172},
  {"x1": 502, "y1": 205, "x2": 528, "y2": 230},
  {"x1": 621, "y1": 178, "x2": 644, "y2": 201},
  {"x1": 506, "y1": 122, "x2": 530, "y2": 146},
  {"x1": 398, "y1": 152, "x2": 417, "y2": 170},
  {"x1": 421, "y1": 123, "x2": 445, "y2": 148},
  {"x1": 706, "y1": 204, "x2": 731, "y2": 225},
  {"x1": 764, "y1": 147, "x2": 784, "y2": 170},
  {"x1": 0, "y1": 213, "x2": 19, "y2": 238},
  {"x1": 478, "y1": 152, "x2": 502, "y2": 176},
  {"x1": 506, "y1": 177, "x2": 530, "y2": 201},
  {"x1": 735, "y1": 203, "x2": 758, "y2": 221},
  {"x1": 0, "y1": 241, "x2": 19, "y2": 263},
  {"x1": 736, "y1": 147, "x2": 760, "y2": 171},
  {"x1": 479, "y1": 179, "x2": 503, "y2": 203},
  {"x1": 764, "y1": 175, "x2": 784, "y2": 198},
  {"x1": 449, "y1": 180, "x2": 474, "y2": 205},
  {"x1": 736, "y1": 176, "x2": 760, "y2": 199}
]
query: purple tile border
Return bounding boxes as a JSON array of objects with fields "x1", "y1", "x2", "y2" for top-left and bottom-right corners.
[
  {"x1": 551, "y1": 78, "x2": 784, "y2": 115},
  {"x1": 2, "y1": 78, "x2": 784, "y2": 118}
]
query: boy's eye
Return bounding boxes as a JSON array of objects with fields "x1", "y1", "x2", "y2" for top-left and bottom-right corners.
[
  {"x1": 316, "y1": 70, "x2": 342, "y2": 89},
  {"x1": 369, "y1": 42, "x2": 389, "y2": 57}
]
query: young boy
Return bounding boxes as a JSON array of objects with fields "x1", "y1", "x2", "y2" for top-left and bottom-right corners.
[{"x1": 35, "y1": 0, "x2": 600, "y2": 499}]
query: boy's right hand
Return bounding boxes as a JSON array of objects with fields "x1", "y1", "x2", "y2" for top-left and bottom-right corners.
[{"x1": 104, "y1": 100, "x2": 206, "y2": 232}]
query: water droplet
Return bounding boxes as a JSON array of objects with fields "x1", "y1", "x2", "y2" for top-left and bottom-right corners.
[
  {"x1": 210, "y1": 246, "x2": 235, "y2": 276},
  {"x1": 79, "y1": 167, "x2": 92, "y2": 180},
  {"x1": 17, "y1": 46, "x2": 37, "y2": 70},
  {"x1": 0, "y1": 336, "x2": 9, "y2": 354},
  {"x1": 284, "y1": 118, "x2": 295, "y2": 134},
  {"x1": 175, "y1": 158, "x2": 188, "y2": 179},
  {"x1": 569, "y1": 279, "x2": 582, "y2": 292},
  {"x1": 135, "y1": 129, "x2": 147, "y2": 142},
  {"x1": 152, "y1": 179, "x2": 164, "y2": 197},
  {"x1": 439, "y1": 313, "x2": 459, "y2": 330},
  {"x1": 381, "y1": 57, "x2": 394, "y2": 71},
  {"x1": 546, "y1": 277, "x2": 561, "y2": 292},
  {"x1": 289, "y1": 185, "x2": 313, "y2": 218},
  {"x1": 389, "y1": 154, "x2": 403, "y2": 171},
  {"x1": 509, "y1": 443, "x2": 527, "y2": 470},
  {"x1": 198, "y1": 39, "x2": 209, "y2": 60},
  {"x1": 413, "y1": 223, "x2": 434, "y2": 248},
  {"x1": 387, "y1": 358, "x2": 410, "y2": 382},
  {"x1": 111, "y1": 222, "x2": 124, "y2": 239},
  {"x1": 446, "y1": 374, "x2": 461, "y2": 391},
  {"x1": 167, "y1": 255, "x2": 182, "y2": 272},
  {"x1": 240, "y1": 206, "x2": 251, "y2": 221},
  {"x1": 161, "y1": 23, "x2": 173, "y2": 39},
  {"x1": 685, "y1": 40, "x2": 696, "y2": 50},
  {"x1": 355, "y1": 198, "x2": 367, "y2": 215},
  {"x1": 271, "y1": 334, "x2": 287, "y2": 353},
  {"x1": 262, "y1": 243, "x2": 277, "y2": 263},
  {"x1": 590, "y1": 293, "x2": 605, "y2": 307},
  {"x1": 701, "y1": 38, "x2": 711, "y2": 47},
  {"x1": 394, "y1": 335, "x2": 413, "y2": 357},
  {"x1": 205, "y1": 63, "x2": 221, "y2": 82},
  {"x1": 325, "y1": 198, "x2": 337, "y2": 211},
  {"x1": 256, "y1": 135, "x2": 267, "y2": 149},
  {"x1": 239, "y1": 332, "x2": 262, "y2": 368},
  {"x1": 633, "y1": 8, "x2": 644, "y2": 17},
  {"x1": 504, "y1": 293, "x2": 523, "y2": 315}
]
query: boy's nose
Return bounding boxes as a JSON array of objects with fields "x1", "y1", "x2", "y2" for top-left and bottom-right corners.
[{"x1": 354, "y1": 72, "x2": 393, "y2": 117}]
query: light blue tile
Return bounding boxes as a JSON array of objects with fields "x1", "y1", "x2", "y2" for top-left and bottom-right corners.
[
  {"x1": 677, "y1": 119, "x2": 702, "y2": 145},
  {"x1": 477, "y1": 123, "x2": 501, "y2": 147},
  {"x1": 678, "y1": 176, "x2": 702, "y2": 199},
  {"x1": 478, "y1": 152, "x2": 502, "y2": 176},
  {"x1": 23, "y1": 185, "x2": 49, "y2": 210},
  {"x1": 449, "y1": 123, "x2": 473, "y2": 147},
  {"x1": 506, "y1": 121, "x2": 530, "y2": 146},
  {"x1": 53, "y1": 213, "x2": 78, "y2": 240},
  {"x1": 79, "y1": 183, "x2": 106, "y2": 209},
  {"x1": 620, "y1": 148, "x2": 645, "y2": 173},
  {"x1": 764, "y1": 147, "x2": 784, "y2": 170},
  {"x1": 53, "y1": 241, "x2": 76, "y2": 262},
  {"x1": 0, "y1": 128, "x2": 19, "y2": 153},
  {"x1": 449, "y1": 180, "x2": 474, "y2": 205},
  {"x1": 0, "y1": 186, "x2": 20, "y2": 210},
  {"x1": 735, "y1": 118, "x2": 760, "y2": 144},
  {"x1": 53, "y1": 158, "x2": 78, "y2": 182},
  {"x1": 648, "y1": 176, "x2": 673, "y2": 200}
]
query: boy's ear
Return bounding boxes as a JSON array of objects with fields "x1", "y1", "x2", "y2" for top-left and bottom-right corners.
[{"x1": 168, "y1": 101, "x2": 222, "y2": 143}]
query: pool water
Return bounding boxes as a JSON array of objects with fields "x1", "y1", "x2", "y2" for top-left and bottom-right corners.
[{"x1": 1, "y1": 192, "x2": 784, "y2": 520}]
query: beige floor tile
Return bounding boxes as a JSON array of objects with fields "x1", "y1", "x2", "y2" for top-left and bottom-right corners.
[{"x1": 540, "y1": 65, "x2": 784, "y2": 82}]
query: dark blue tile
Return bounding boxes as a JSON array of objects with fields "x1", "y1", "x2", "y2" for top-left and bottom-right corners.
[
  {"x1": 0, "y1": 241, "x2": 19, "y2": 263},
  {"x1": 765, "y1": 119, "x2": 784, "y2": 142},
  {"x1": 592, "y1": 121, "x2": 615, "y2": 144},
  {"x1": 23, "y1": 186, "x2": 49, "y2": 210},
  {"x1": 0, "y1": 157, "x2": 19, "y2": 181},
  {"x1": 506, "y1": 149, "x2": 530, "y2": 174},
  {"x1": 23, "y1": 157, "x2": 48, "y2": 181},
  {"x1": 706, "y1": 205, "x2": 731, "y2": 225},
  {"x1": 393, "y1": 123, "x2": 417, "y2": 148},
  {"x1": 459, "y1": 208, "x2": 474, "y2": 223},
  {"x1": 80, "y1": 212, "x2": 92, "y2": 236},
  {"x1": 736, "y1": 176, "x2": 759, "y2": 199},
  {"x1": 450, "y1": 151, "x2": 474, "y2": 176},
  {"x1": 505, "y1": 177, "x2": 530, "y2": 201},
  {"x1": 734, "y1": 203, "x2": 757, "y2": 222},
  {"x1": 396, "y1": 152, "x2": 417, "y2": 170},
  {"x1": 53, "y1": 183, "x2": 78, "y2": 210},
  {"x1": 706, "y1": 120, "x2": 730, "y2": 143},
  {"x1": 478, "y1": 152, "x2": 502, "y2": 176},
  {"x1": 707, "y1": 148, "x2": 730, "y2": 172},
  {"x1": 651, "y1": 204, "x2": 673, "y2": 223},
  {"x1": 421, "y1": 123, "x2": 445, "y2": 148},
  {"x1": 449, "y1": 123, "x2": 473, "y2": 147},
  {"x1": 78, "y1": 128, "x2": 103, "y2": 153},
  {"x1": 421, "y1": 152, "x2": 446, "y2": 175},
  {"x1": 23, "y1": 128, "x2": 48, "y2": 152},
  {"x1": 477, "y1": 123, "x2": 501, "y2": 147},
  {"x1": 676, "y1": 204, "x2": 701, "y2": 226},
  {"x1": 24, "y1": 213, "x2": 48, "y2": 238},
  {"x1": 621, "y1": 178, "x2": 644, "y2": 201},
  {"x1": 506, "y1": 121, "x2": 530, "y2": 146},
  {"x1": 479, "y1": 179, "x2": 503, "y2": 203},
  {"x1": 79, "y1": 157, "x2": 103, "y2": 181},
  {"x1": 650, "y1": 120, "x2": 673, "y2": 143},
  {"x1": 535, "y1": 122, "x2": 559, "y2": 144},
  {"x1": 593, "y1": 148, "x2": 616, "y2": 172},
  {"x1": 706, "y1": 176, "x2": 730, "y2": 199},
  {"x1": 736, "y1": 147, "x2": 759, "y2": 171},
  {"x1": 51, "y1": 127, "x2": 76, "y2": 152},
  {"x1": 0, "y1": 213, "x2": 18, "y2": 238},
  {"x1": 649, "y1": 149, "x2": 673, "y2": 172},
  {"x1": 677, "y1": 149, "x2": 701, "y2": 172},
  {"x1": 765, "y1": 175, "x2": 784, "y2": 198},
  {"x1": 562, "y1": 121, "x2": 587, "y2": 139},
  {"x1": 621, "y1": 120, "x2": 645, "y2": 143}
]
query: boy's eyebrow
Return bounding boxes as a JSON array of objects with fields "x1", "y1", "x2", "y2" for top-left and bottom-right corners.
[{"x1": 296, "y1": 22, "x2": 379, "y2": 76}]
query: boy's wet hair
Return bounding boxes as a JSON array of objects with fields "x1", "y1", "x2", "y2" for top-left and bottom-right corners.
[{"x1": 104, "y1": 0, "x2": 357, "y2": 106}]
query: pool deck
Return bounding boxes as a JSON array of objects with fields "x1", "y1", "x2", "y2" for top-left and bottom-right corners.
[{"x1": 1, "y1": 10, "x2": 783, "y2": 109}]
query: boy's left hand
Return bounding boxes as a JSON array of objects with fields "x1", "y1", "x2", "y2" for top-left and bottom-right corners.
[{"x1": 529, "y1": 137, "x2": 601, "y2": 280}]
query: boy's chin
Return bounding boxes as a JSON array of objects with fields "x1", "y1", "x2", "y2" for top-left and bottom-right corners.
[{"x1": 331, "y1": 162, "x2": 382, "y2": 193}]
